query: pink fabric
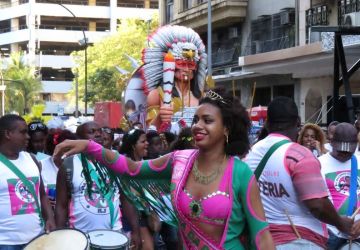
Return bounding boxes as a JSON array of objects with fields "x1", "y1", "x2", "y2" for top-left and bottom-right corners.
[
  {"x1": 219, "y1": 157, "x2": 234, "y2": 247},
  {"x1": 246, "y1": 175, "x2": 264, "y2": 222},
  {"x1": 285, "y1": 143, "x2": 328, "y2": 201},
  {"x1": 270, "y1": 224, "x2": 327, "y2": 248},
  {"x1": 86, "y1": 140, "x2": 129, "y2": 174},
  {"x1": 255, "y1": 227, "x2": 269, "y2": 249},
  {"x1": 148, "y1": 155, "x2": 171, "y2": 172},
  {"x1": 177, "y1": 157, "x2": 232, "y2": 226}
]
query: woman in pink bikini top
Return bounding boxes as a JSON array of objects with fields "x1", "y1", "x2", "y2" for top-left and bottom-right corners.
[{"x1": 54, "y1": 90, "x2": 275, "y2": 250}]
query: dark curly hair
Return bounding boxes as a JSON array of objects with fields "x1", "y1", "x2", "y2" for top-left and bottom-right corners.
[
  {"x1": 45, "y1": 129, "x2": 77, "y2": 155},
  {"x1": 170, "y1": 127, "x2": 195, "y2": 151},
  {"x1": 119, "y1": 128, "x2": 146, "y2": 160},
  {"x1": 199, "y1": 90, "x2": 251, "y2": 157}
]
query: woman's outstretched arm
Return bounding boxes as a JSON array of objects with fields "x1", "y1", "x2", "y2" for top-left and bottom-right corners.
[{"x1": 53, "y1": 139, "x2": 172, "y2": 177}]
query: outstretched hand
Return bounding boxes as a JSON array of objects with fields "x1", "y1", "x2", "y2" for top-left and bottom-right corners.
[{"x1": 53, "y1": 139, "x2": 89, "y2": 163}]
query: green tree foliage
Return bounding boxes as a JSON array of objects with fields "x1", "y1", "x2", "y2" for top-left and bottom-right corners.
[
  {"x1": 71, "y1": 16, "x2": 158, "y2": 106},
  {"x1": 4, "y1": 52, "x2": 42, "y2": 115},
  {"x1": 86, "y1": 68, "x2": 124, "y2": 104}
]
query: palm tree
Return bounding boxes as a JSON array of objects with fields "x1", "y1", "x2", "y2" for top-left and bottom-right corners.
[{"x1": 4, "y1": 52, "x2": 42, "y2": 115}]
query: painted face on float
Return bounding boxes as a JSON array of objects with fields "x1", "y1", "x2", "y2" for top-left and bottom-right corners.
[{"x1": 174, "y1": 48, "x2": 197, "y2": 82}]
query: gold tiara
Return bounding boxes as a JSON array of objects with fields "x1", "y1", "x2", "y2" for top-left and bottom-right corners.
[{"x1": 204, "y1": 90, "x2": 228, "y2": 105}]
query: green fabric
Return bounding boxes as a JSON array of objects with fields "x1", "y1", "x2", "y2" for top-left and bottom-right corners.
[
  {"x1": 80, "y1": 154, "x2": 117, "y2": 229},
  {"x1": 0, "y1": 153, "x2": 44, "y2": 227},
  {"x1": 119, "y1": 159, "x2": 178, "y2": 227},
  {"x1": 225, "y1": 158, "x2": 268, "y2": 250},
  {"x1": 254, "y1": 139, "x2": 290, "y2": 180}
]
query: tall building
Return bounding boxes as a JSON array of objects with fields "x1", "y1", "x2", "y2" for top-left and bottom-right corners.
[
  {"x1": 0, "y1": 0, "x2": 157, "y2": 115},
  {"x1": 160, "y1": 0, "x2": 360, "y2": 124}
]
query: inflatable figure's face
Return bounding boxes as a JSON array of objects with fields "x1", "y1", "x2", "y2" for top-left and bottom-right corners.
[
  {"x1": 175, "y1": 67, "x2": 194, "y2": 82},
  {"x1": 174, "y1": 47, "x2": 197, "y2": 82}
]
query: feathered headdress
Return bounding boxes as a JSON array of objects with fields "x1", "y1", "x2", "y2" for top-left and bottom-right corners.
[{"x1": 141, "y1": 25, "x2": 207, "y2": 95}]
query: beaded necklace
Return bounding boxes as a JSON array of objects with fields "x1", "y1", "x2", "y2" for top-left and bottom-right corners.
[{"x1": 192, "y1": 155, "x2": 226, "y2": 185}]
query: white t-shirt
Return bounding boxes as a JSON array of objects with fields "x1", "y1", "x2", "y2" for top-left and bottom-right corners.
[
  {"x1": 355, "y1": 145, "x2": 360, "y2": 158},
  {"x1": 0, "y1": 152, "x2": 43, "y2": 244},
  {"x1": 319, "y1": 152, "x2": 360, "y2": 238},
  {"x1": 69, "y1": 155, "x2": 122, "y2": 232},
  {"x1": 324, "y1": 143, "x2": 332, "y2": 152},
  {"x1": 40, "y1": 156, "x2": 58, "y2": 194}
]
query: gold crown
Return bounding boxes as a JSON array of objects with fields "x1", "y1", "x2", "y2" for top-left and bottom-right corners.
[{"x1": 204, "y1": 90, "x2": 228, "y2": 105}]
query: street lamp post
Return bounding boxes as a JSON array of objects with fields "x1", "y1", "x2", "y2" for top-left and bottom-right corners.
[
  {"x1": 74, "y1": 71, "x2": 79, "y2": 117},
  {"x1": 207, "y1": 0, "x2": 212, "y2": 77},
  {"x1": 0, "y1": 50, "x2": 6, "y2": 116},
  {"x1": 0, "y1": 71, "x2": 5, "y2": 116},
  {"x1": 78, "y1": 38, "x2": 88, "y2": 116},
  {"x1": 47, "y1": 1, "x2": 88, "y2": 116}
]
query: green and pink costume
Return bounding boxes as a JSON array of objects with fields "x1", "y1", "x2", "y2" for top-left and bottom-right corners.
[{"x1": 87, "y1": 140, "x2": 268, "y2": 249}]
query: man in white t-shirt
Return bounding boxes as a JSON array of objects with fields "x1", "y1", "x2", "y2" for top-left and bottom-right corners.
[
  {"x1": 55, "y1": 122, "x2": 141, "y2": 249},
  {"x1": 0, "y1": 115, "x2": 55, "y2": 250},
  {"x1": 246, "y1": 97, "x2": 353, "y2": 249},
  {"x1": 319, "y1": 122, "x2": 360, "y2": 250},
  {"x1": 56, "y1": 122, "x2": 123, "y2": 231}
]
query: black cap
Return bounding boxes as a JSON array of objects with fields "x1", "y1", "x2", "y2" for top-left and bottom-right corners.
[
  {"x1": 267, "y1": 96, "x2": 298, "y2": 123},
  {"x1": 332, "y1": 122, "x2": 358, "y2": 152}
]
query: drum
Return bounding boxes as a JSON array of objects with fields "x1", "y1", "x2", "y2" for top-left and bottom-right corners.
[
  {"x1": 339, "y1": 241, "x2": 360, "y2": 250},
  {"x1": 25, "y1": 228, "x2": 89, "y2": 250},
  {"x1": 88, "y1": 230, "x2": 129, "y2": 250}
]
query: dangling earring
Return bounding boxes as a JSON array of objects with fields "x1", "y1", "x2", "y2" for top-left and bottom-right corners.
[{"x1": 225, "y1": 134, "x2": 229, "y2": 144}]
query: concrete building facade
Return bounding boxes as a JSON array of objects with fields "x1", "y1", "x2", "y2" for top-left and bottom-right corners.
[
  {"x1": 0, "y1": 0, "x2": 157, "y2": 114},
  {"x1": 159, "y1": 0, "x2": 360, "y2": 125}
]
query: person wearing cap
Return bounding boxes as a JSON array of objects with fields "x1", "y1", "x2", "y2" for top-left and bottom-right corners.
[
  {"x1": 245, "y1": 96, "x2": 354, "y2": 249},
  {"x1": 319, "y1": 122, "x2": 360, "y2": 249}
]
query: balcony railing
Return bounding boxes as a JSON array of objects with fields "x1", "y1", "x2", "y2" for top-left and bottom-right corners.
[
  {"x1": 40, "y1": 49, "x2": 77, "y2": 55},
  {"x1": 306, "y1": 5, "x2": 329, "y2": 27},
  {"x1": 38, "y1": 24, "x2": 89, "y2": 31},
  {"x1": 0, "y1": 0, "x2": 28, "y2": 9},
  {"x1": 211, "y1": 48, "x2": 238, "y2": 66},
  {"x1": 36, "y1": 0, "x2": 110, "y2": 6},
  {"x1": 243, "y1": 36, "x2": 294, "y2": 55},
  {"x1": 338, "y1": 0, "x2": 360, "y2": 24},
  {"x1": 0, "y1": 24, "x2": 27, "y2": 34}
]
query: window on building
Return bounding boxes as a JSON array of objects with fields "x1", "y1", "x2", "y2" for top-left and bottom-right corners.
[
  {"x1": 250, "y1": 9, "x2": 295, "y2": 55},
  {"x1": 166, "y1": 0, "x2": 173, "y2": 23},
  {"x1": 183, "y1": 0, "x2": 192, "y2": 10},
  {"x1": 253, "y1": 87, "x2": 271, "y2": 107},
  {"x1": 273, "y1": 84, "x2": 294, "y2": 99},
  {"x1": 42, "y1": 93, "x2": 51, "y2": 102}
]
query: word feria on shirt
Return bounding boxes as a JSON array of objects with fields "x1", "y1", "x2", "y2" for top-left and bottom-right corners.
[{"x1": 258, "y1": 180, "x2": 290, "y2": 198}]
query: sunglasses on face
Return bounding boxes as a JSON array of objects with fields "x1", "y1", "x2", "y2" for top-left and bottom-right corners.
[{"x1": 29, "y1": 123, "x2": 46, "y2": 131}]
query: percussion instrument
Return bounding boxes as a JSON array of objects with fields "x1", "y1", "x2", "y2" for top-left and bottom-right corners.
[
  {"x1": 88, "y1": 230, "x2": 129, "y2": 250},
  {"x1": 339, "y1": 241, "x2": 360, "y2": 250},
  {"x1": 25, "y1": 228, "x2": 89, "y2": 250}
]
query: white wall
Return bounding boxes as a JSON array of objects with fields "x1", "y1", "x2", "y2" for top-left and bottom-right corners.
[
  {"x1": 0, "y1": 3, "x2": 157, "y2": 22},
  {"x1": 299, "y1": 76, "x2": 333, "y2": 124},
  {"x1": 38, "y1": 55, "x2": 75, "y2": 68}
]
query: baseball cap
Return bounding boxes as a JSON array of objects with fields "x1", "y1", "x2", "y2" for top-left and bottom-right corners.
[
  {"x1": 332, "y1": 122, "x2": 358, "y2": 152},
  {"x1": 267, "y1": 96, "x2": 298, "y2": 123}
]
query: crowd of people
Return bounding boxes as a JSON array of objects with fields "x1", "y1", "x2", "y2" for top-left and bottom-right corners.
[{"x1": 2, "y1": 91, "x2": 360, "y2": 250}]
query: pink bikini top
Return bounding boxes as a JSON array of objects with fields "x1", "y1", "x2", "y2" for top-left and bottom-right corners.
[{"x1": 178, "y1": 158, "x2": 232, "y2": 226}]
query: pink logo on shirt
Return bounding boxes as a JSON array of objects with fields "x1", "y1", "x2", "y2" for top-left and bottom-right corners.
[
  {"x1": 78, "y1": 180, "x2": 117, "y2": 215},
  {"x1": 7, "y1": 177, "x2": 39, "y2": 215}
]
